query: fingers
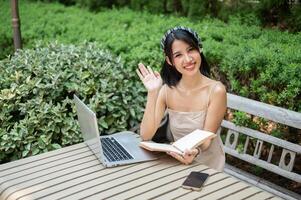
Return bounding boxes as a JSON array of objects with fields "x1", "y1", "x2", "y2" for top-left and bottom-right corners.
[
  {"x1": 136, "y1": 69, "x2": 144, "y2": 81},
  {"x1": 167, "y1": 149, "x2": 199, "y2": 165},
  {"x1": 147, "y1": 65, "x2": 154, "y2": 75},
  {"x1": 138, "y1": 63, "x2": 149, "y2": 77},
  {"x1": 154, "y1": 71, "x2": 161, "y2": 78},
  {"x1": 184, "y1": 148, "x2": 198, "y2": 157},
  {"x1": 168, "y1": 152, "x2": 184, "y2": 162},
  {"x1": 167, "y1": 152, "x2": 190, "y2": 165},
  {"x1": 137, "y1": 63, "x2": 159, "y2": 78}
]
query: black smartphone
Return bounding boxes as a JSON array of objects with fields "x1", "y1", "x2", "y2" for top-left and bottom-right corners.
[{"x1": 181, "y1": 171, "x2": 209, "y2": 191}]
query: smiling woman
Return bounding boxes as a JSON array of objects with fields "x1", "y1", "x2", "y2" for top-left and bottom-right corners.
[{"x1": 136, "y1": 27, "x2": 227, "y2": 171}]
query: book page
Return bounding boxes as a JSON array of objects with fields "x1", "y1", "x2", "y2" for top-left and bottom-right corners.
[
  {"x1": 173, "y1": 129, "x2": 215, "y2": 152},
  {"x1": 140, "y1": 142, "x2": 183, "y2": 154}
]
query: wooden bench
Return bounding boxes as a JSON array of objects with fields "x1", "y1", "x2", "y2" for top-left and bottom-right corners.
[{"x1": 222, "y1": 93, "x2": 301, "y2": 199}]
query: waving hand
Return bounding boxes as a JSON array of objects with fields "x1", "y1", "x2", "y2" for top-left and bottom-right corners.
[{"x1": 136, "y1": 63, "x2": 162, "y2": 92}]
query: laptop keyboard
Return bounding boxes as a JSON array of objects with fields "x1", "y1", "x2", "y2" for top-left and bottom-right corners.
[{"x1": 101, "y1": 137, "x2": 134, "y2": 162}]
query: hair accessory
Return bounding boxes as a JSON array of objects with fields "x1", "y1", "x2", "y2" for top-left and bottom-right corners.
[{"x1": 160, "y1": 26, "x2": 202, "y2": 50}]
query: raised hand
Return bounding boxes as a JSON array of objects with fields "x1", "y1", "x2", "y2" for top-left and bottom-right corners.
[{"x1": 136, "y1": 63, "x2": 162, "y2": 92}]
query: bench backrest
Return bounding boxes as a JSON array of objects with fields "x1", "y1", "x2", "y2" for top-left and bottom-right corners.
[{"x1": 222, "y1": 93, "x2": 301, "y2": 182}]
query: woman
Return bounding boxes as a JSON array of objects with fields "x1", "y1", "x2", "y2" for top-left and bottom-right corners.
[{"x1": 136, "y1": 26, "x2": 226, "y2": 171}]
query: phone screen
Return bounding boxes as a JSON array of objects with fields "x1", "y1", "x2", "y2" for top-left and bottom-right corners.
[{"x1": 182, "y1": 172, "x2": 209, "y2": 190}]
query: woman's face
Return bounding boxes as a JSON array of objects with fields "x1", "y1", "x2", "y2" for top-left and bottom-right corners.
[{"x1": 168, "y1": 39, "x2": 201, "y2": 77}]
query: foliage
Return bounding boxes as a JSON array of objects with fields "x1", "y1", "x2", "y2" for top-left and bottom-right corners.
[
  {"x1": 0, "y1": 42, "x2": 144, "y2": 163},
  {"x1": 1, "y1": 1, "x2": 300, "y2": 111},
  {"x1": 259, "y1": 0, "x2": 290, "y2": 22},
  {"x1": 232, "y1": 111, "x2": 259, "y2": 130},
  {"x1": 220, "y1": 28, "x2": 301, "y2": 111},
  {"x1": 0, "y1": 34, "x2": 14, "y2": 60},
  {"x1": 258, "y1": 0, "x2": 301, "y2": 32},
  {"x1": 25, "y1": 0, "x2": 301, "y2": 32},
  {"x1": 218, "y1": 1, "x2": 262, "y2": 27},
  {"x1": 180, "y1": 0, "x2": 221, "y2": 18},
  {"x1": 252, "y1": 165, "x2": 264, "y2": 176},
  {"x1": 288, "y1": 4, "x2": 301, "y2": 32}
]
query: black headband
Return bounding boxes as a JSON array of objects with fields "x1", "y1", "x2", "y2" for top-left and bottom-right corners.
[{"x1": 160, "y1": 26, "x2": 202, "y2": 50}]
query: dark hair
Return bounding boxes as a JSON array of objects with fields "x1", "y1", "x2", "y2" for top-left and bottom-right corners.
[{"x1": 160, "y1": 29, "x2": 210, "y2": 87}]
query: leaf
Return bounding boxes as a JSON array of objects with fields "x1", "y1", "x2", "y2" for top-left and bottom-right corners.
[
  {"x1": 99, "y1": 118, "x2": 108, "y2": 129},
  {"x1": 32, "y1": 147, "x2": 40, "y2": 156},
  {"x1": 129, "y1": 108, "x2": 136, "y2": 118},
  {"x1": 22, "y1": 149, "x2": 30, "y2": 157},
  {"x1": 38, "y1": 138, "x2": 46, "y2": 149},
  {"x1": 51, "y1": 143, "x2": 61, "y2": 149},
  {"x1": 25, "y1": 143, "x2": 31, "y2": 151}
]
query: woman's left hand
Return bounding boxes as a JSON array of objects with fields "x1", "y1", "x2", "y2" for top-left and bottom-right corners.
[{"x1": 167, "y1": 148, "x2": 199, "y2": 165}]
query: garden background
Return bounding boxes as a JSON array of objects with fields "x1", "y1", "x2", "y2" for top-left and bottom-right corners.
[{"x1": 0, "y1": 0, "x2": 300, "y2": 193}]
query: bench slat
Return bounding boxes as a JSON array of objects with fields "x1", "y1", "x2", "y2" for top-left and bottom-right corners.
[
  {"x1": 224, "y1": 147, "x2": 301, "y2": 182},
  {"x1": 222, "y1": 120, "x2": 301, "y2": 154},
  {"x1": 227, "y1": 93, "x2": 301, "y2": 129}
]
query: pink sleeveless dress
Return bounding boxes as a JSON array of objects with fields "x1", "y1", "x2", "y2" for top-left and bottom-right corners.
[{"x1": 165, "y1": 83, "x2": 225, "y2": 171}]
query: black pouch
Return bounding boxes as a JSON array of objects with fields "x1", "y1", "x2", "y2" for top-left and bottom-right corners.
[{"x1": 152, "y1": 113, "x2": 172, "y2": 143}]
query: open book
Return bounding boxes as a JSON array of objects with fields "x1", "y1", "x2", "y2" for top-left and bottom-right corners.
[{"x1": 140, "y1": 129, "x2": 216, "y2": 155}]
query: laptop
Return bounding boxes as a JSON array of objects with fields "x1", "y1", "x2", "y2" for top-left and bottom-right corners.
[{"x1": 73, "y1": 94, "x2": 158, "y2": 167}]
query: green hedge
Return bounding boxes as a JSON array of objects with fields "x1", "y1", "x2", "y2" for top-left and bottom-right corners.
[
  {"x1": 0, "y1": 42, "x2": 144, "y2": 163},
  {"x1": 1, "y1": 0, "x2": 300, "y2": 110},
  {"x1": 0, "y1": 1, "x2": 300, "y2": 162},
  {"x1": 26, "y1": 0, "x2": 301, "y2": 32}
]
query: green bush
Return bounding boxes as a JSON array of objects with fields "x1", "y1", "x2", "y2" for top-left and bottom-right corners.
[
  {"x1": 24, "y1": 0, "x2": 301, "y2": 32},
  {"x1": 288, "y1": 5, "x2": 301, "y2": 32},
  {"x1": 1, "y1": 0, "x2": 300, "y2": 112},
  {"x1": 220, "y1": 28, "x2": 301, "y2": 111},
  {"x1": 0, "y1": 34, "x2": 14, "y2": 60},
  {"x1": 0, "y1": 42, "x2": 145, "y2": 163}
]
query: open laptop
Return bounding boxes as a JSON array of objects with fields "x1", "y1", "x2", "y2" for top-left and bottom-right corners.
[{"x1": 73, "y1": 94, "x2": 158, "y2": 167}]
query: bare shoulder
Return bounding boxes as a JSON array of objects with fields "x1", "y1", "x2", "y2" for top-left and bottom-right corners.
[
  {"x1": 208, "y1": 81, "x2": 227, "y2": 107},
  {"x1": 208, "y1": 81, "x2": 226, "y2": 103},
  {"x1": 204, "y1": 77, "x2": 226, "y2": 95},
  {"x1": 212, "y1": 81, "x2": 226, "y2": 96}
]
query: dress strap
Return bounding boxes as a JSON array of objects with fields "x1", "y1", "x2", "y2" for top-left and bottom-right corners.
[
  {"x1": 206, "y1": 82, "x2": 219, "y2": 108},
  {"x1": 164, "y1": 84, "x2": 169, "y2": 109}
]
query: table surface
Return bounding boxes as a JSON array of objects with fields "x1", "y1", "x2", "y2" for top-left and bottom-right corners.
[{"x1": 0, "y1": 140, "x2": 283, "y2": 200}]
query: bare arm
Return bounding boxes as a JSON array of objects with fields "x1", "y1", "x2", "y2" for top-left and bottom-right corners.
[
  {"x1": 136, "y1": 63, "x2": 166, "y2": 141},
  {"x1": 201, "y1": 82, "x2": 227, "y2": 151},
  {"x1": 140, "y1": 87, "x2": 166, "y2": 140}
]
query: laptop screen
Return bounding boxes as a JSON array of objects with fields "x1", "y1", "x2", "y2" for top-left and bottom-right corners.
[{"x1": 73, "y1": 95, "x2": 103, "y2": 162}]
